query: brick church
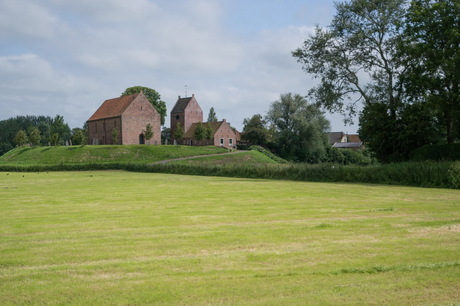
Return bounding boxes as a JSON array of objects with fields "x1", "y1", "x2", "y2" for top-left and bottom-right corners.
[
  {"x1": 170, "y1": 94, "x2": 239, "y2": 149},
  {"x1": 87, "y1": 92, "x2": 161, "y2": 145}
]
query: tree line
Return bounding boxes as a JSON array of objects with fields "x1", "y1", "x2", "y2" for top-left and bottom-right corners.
[
  {"x1": 291, "y1": 0, "x2": 459, "y2": 162},
  {"x1": 0, "y1": 115, "x2": 88, "y2": 155},
  {"x1": 241, "y1": 0, "x2": 458, "y2": 163}
]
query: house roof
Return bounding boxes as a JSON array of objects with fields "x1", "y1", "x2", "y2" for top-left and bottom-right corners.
[
  {"x1": 347, "y1": 134, "x2": 362, "y2": 143},
  {"x1": 328, "y1": 132, "x2": 345, "y2": 145},
  {"x1": 171, "y1": 96, "x2": 194, "y2": 113},
  {"x1": 183, "y1": 121, "x2": 223, "y2": 138},
  {"x1": 332, "y1": 142, "x2": 363, "y2": 149},
  {"x1": 88, "y1": 93, "x2": 140, "y2": 121}
]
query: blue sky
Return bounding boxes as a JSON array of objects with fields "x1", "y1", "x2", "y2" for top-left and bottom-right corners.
[{"x1": 0, "y1": 0, "x2": 358, "y2": 133}]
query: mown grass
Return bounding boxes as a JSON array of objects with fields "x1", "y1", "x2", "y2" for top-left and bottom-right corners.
[
  {"x1": 0, "y1": 145, "x2": 228, "y2": 165},
  {"x1": 0, "y1": 171, "x2": 459, "y2": 304},
  {"x1": 168, "y1": 150, "x2": 278, "y2": 166}
]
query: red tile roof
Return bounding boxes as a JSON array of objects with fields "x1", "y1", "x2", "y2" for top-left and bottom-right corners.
[{"x1": 88, "y1": 93, "x2": 139, "y2": 121}]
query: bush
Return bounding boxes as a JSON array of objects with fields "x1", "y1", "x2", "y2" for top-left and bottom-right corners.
[
  {"x1": 409, "y1": 143, "x2": 460, "y2": 161},
  {"x1": 1, "y1": 161, "x2": 457, "y2": 189}
]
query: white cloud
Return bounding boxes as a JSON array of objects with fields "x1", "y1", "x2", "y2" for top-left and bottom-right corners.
[
  {"x1": 0, "y1": 0, "x2": 60, "y2": 40},
  {"x1": 0, "y1": 0, "x2": 356, "y2": 132}
]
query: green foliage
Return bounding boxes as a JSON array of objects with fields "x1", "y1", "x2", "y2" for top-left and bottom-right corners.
[
  {"x1": 13, "y1": 129, "x2": 28, "y2": 147},
  {"x1": 325, "y1": 147, "x2": 375, "y2": 165},
  {"x1": 71, "y1": 128, "x2": 87, "y2": 146},
  {"x1": 49, "y1": 133, "x2": 60, "y2": 146},
  {"x1": 242, "y1": 114, "x2": 271, "y2": 146},
  {"x1": 207, "y1": 107, "x2": 218, "y2": 122},
  {"x1": 249, "y1": 145, "x2": 288, "y2": 164},
  {"x1": 161, "y1": 127, "x2": 171, "y2": 145},
  {"x1": 121, "y1": 86, "x2": 167, "y2": 125},
  {"x1": 173, "y1": 122, "x2": 184, "y2": 141},
  {"x1": 144, "y1": 124, "x2": 153, "y2": 143},
  {"x1": 111, "y1": 128, "x2": 119, "y2": 144},
  {"x1": 409, "y1": 143, "x2": 460, "y2": 161},
  {"x1": 0, "y1": 115, "x2": 71, "y2": 155},
  {"x1": 50, "y1": 115, "x2": 71, "y2": 145},
  {"x1": 293, "y1": 0, "x2": 406, "y2": 123},
  {"x1": 359, "y1": 102, "x2": 441, "y2": 162},
  {"x1": 398, "y1": 0, "x2": 460, "y2": 143},
  {"x1": 27, "y1": 127, "x2": 41, "y2": 147},
  {"x1": 204, "y1": 123, "x2": 213, "y2": 140},
  {"x1": 193, "y1": 122, "x2": 206, "y2": 140},
  {"x1": 267, "y1": 93, "x2": 330, "y2": 162}
]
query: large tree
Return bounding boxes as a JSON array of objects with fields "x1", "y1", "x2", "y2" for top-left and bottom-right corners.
[
  {"x1": 292, "y1": 0, "x2": 447, "y2": 161},
  {"x1": 293, "y1": 0, "x2": 406, "y2": 122},
  {"x1": 398, "y1": 0, "x2": 460, "y2": 143},
  {"x1": 267, "y1": 93, "x2": 330, "y2": 162},
  {"x1": 242, "y1": 114, "x2": 271, "y2": 146},
  {"x1": 121, "y1": 86, "x2": 167, "y2": 125},
  {"x1": 207, "y1": 107, "x2": 218, "y2": 122}
]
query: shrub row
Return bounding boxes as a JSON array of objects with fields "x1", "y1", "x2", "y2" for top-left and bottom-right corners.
[
  {"x1": 410, "y1": 143, "x2": 460, "y2": 161},
  {"x1": 2, "y1": 161, "x2": 458, "y2": 189}
]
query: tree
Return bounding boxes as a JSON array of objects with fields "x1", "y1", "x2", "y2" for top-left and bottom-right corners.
[
  {"x1": 293, "y1": 0, "x2": 406, "y2": 122},
  {"x1": 14, "y1": 129, "x2": 28, "y2": 147},
  {"x1": 161, "y1": 127, "x2": 171, "y2": 145},
  {"x1": 193, "y1": 122, "x2": 206, "y2": 140},
  {"x1": 207, "y1": 107, "x2": 218, "y2": 122},
  {"x1": 267, "y1": 93, "x2": 330, "y2": 162},
  {"x1": 173, "y1": 122, "x2": 184, "y2": 142},
  {"x1": 71, "y1": 128, "x2": 87, "y2": 146},
  {"x1": 204, "y1": 123, "x2": 213, "y2": 140},
  {"x1": 242, "y1": 114, "x2": 270, "y2": 146},
  {"x1": 398, "y1": 0, "x2": 460, "y2": 143},
  {"x1": 121, "y1": 86, "x2": 167, "y2": 125},
  {"x1": 27, "y1": 127, "x2": 41, "y2": 147},
  {"x1": 144, "y1": 124, "x2": 154, "y2": 144},
  {"x1": 50, "y1": 115, "x2": 71, "y2": 146},
  {"x1": 111, "y1": 128, "x2": 119, "y2": 144},
  {"x1": 50, "y1": 133, "x2": 60, "y2": 146}
]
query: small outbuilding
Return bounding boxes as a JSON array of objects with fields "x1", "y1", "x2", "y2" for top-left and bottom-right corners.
[{"x1": 182, "y1": 119, "x2": 239, "y2": 149}]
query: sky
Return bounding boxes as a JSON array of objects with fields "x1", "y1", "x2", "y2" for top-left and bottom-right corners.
[{"x1": 0, "y1": 0, "x2": 358, "y2": 133}]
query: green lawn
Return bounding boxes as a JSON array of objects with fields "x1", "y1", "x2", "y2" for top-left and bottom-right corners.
[
  {"x1": 0, "y1": 171, "x2": 459, "y2": 304},
  {"x1": 0, "y1": 145, "x2": 228, "y2": 165}
]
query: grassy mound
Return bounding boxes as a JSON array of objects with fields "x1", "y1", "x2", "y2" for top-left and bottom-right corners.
[
  {"x1": 168, "y1": 150, "x2": 278, "y2": 166},
  {"x1": 0, "y1": 145, "x2": 228, "y2": 165}
]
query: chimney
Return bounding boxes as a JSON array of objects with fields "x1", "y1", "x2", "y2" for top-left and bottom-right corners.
[
  {"x1": 178, "y1": 95, "x2": 181, "y2": 99},
  {"x1": 192, "y1": 94, "x2": 195, "y2": 97},
  {"x1": 222, "y1": 119, "x2": 226, "y2": 122}
]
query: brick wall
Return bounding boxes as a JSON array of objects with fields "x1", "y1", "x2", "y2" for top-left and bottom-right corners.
[
  {"x1": 121, "y1": 95, "x2": 161, "y2": 145},
  {"x1": 213, "y1": 120, "x2": 237, "y2": 149}
]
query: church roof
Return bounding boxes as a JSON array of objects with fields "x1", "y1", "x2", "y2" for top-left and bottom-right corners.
[
  {"x1": 171, "y1": 95, "x2": 195, "y2": 113},
  {"x1": 88, "y1": 93, "x2": 140, "y2": 121}
]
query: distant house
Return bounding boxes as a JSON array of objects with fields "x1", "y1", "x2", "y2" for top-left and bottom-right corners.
[
  {"x1": 87, "y1": 92, "x2": 161, "y2": 145},
  {"x1": 328, "y1": 132, "x2": 363, "y2": 151},
  {"x1": 182, "y1": 119, "x2": 239, "y2": 149},
  {"x1": 170, "y1": 94, "x2": 239, "y2": 148}
]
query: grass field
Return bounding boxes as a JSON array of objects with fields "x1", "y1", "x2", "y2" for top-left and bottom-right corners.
[
  {"x1": 0, "y1": 145, "x2": 228, "y2": 165},
  {"x1": 0, "y1": 171, "x2": 459, "y2": 304}
]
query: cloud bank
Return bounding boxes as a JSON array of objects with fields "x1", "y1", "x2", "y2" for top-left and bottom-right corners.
[{"x1": 0, "y1": 0, "x2": 356, "y2": 132}]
